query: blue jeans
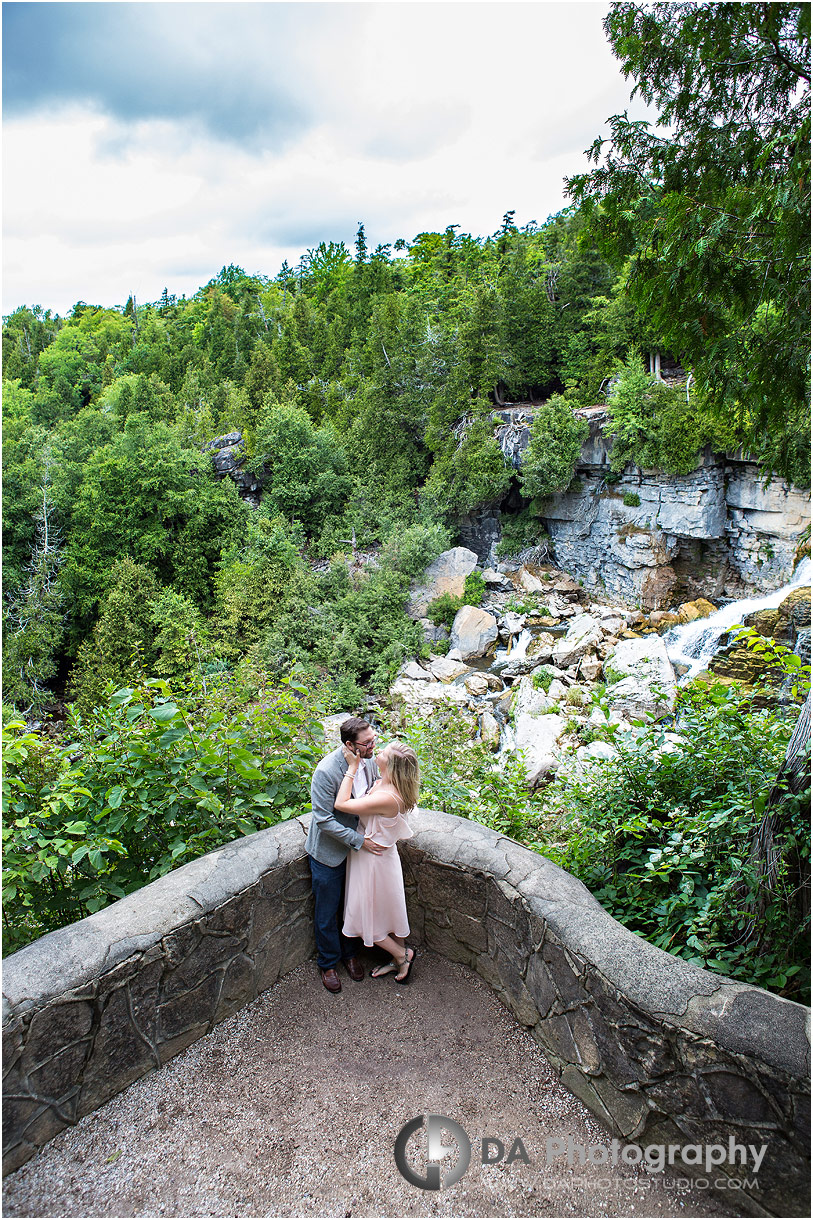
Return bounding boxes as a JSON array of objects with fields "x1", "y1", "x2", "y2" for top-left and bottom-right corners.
[{"x1": 309, "y1": 855, "x2": 361, "y2": 970}]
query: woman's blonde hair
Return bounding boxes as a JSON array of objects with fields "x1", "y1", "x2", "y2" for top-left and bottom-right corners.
[{"x1": 385, "y1": 742, "x2": 420, "y2": 811}]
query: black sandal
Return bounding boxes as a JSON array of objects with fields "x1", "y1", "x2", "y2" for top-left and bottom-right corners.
[{"x1": 394, "y1": 947, "x2": 415, "y2": 985}]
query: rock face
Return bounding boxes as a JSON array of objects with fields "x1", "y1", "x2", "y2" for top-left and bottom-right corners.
[
  {"x1": 498, "y1": 412, "x2": 810, "y2": 608},
  {"x1": 604, "y1": 636, "x2": 677, "y2": 719},
  {"x1": 450, "y1": 606, "x2": 499, "y2": 660},
  {"x1": 407, "y1": 547, "x2": 478, "y2": 619}
]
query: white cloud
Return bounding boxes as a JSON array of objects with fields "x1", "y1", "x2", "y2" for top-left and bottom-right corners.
[{"x1": 2, "y1": 2, "x2": 655, "y2": 314}]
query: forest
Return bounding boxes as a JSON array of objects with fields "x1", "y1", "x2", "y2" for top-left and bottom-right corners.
[{"x1": 2, "y1": 2, "x2": 810, "y2": 999}]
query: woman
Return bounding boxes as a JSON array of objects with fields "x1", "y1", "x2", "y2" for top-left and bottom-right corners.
[{"x1": 334, "y1": 740, "x2": 419, "y2": 983}]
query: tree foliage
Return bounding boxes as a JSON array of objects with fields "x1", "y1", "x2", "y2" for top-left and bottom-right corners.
[{"x1": 567, "y1": 1, "x2": 811, "y2": 484}]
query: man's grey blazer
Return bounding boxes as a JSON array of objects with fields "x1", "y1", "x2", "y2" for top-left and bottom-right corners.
[{"x1": 305, "y1": 746, "x2": 379, "y2": 867}]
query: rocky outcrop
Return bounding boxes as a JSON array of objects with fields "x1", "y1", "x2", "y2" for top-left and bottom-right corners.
[
  {"x1": 406, "y1": 547, "x2": 478, "y2": 619},
  {"x1": 203, "y1": 432, "x2": 262, "y2": 508},
  {"x1": 480, "y1": 411, "x2": 810, "y2": 609}
]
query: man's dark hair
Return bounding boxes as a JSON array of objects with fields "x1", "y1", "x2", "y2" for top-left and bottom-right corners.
[{"x1": 340, "y1": 717, "x2": 370, "y2": 745}]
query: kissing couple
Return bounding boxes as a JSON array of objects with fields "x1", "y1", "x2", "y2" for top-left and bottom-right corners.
[{"x1": 305, "y1": 717, "x2": 420, "y2": 993}]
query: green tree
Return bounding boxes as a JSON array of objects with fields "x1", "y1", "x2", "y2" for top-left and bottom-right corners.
[
  {"x1": 520, "y1": 395, "x2": 589, "y2": 498},
  {"x1": 567, "y1": 1, "x2": 811, "y2": 484},
  {"x1": 250, "y1": 396, "x2": 353, "y2": 534},
  {"x1": 69, "y1": 558, "x2": 160, "y2": 713}
]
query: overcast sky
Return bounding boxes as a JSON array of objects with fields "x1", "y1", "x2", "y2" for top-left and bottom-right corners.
[{"x1": 3, "y1": 1, "x2": 654, "y2": 315}]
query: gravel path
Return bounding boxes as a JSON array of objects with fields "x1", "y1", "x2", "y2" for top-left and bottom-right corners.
[{"x1": 4, "y1": 951, "x2": 729, "y2": 1219}]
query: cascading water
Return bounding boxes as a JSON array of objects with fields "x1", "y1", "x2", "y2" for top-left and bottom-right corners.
[
  {"x1": 664, "y1": 558, "x2": 812, "y2": 682},
  {"x1": 493, "y1": 627, "x2": 533, "y2": 669}
]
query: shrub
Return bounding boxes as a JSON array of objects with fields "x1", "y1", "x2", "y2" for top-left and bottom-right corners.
[
  {"x1": 545, "y1": 675, "x2": 810, "y2": 1002},
  {"x1": 622, "y1": 491, "x2": 641, "y2": 507},
  {"x1": 2, "y1": 672, "x2": 325, "y2": 953},
  {"x1": 519, "y1": 395, "x2": 589, "y2": 499}
]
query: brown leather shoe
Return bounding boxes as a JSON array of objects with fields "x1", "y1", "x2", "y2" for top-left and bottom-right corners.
[
  {"x1": 320, "y1": 967, "x2": 341, "y2": 993},
  {"x1": 343, "y1": 956, "x2": 364, "y2": 982}
]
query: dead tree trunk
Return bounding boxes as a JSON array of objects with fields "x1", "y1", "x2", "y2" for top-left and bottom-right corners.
[{"x1": 750, "y1": 692, "x2": 811, "y2": 933}]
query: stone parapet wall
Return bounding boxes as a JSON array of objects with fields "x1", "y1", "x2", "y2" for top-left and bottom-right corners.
[{"x1": 3, "y1": 812, "x2": 810, "y2": 1216}]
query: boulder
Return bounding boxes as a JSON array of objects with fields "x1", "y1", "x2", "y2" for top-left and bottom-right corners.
[
  {"x1": 514, "y1": 713, "x2": 566, "y2": 786},
  {"x1": 479, "y1": 709, "x2": 502, "y2": 750},
  {"x1": 418, "y1": 618, "x2": 450, "y2": 646},
  {"x1": 512, "y1": 675, "x2": 557, "y2": 718},
  {"x1": 407, "y1": 547, "x2": 478, "y2": 619},
  {"x1": 526, "y1": 632, "x2": 556, "y2": 662},
  {"x1": 578, "y1": 653, "x2": 603, "y2": 683},
  {"x1": 388, "y1": 677, "x2": 470, "y2": 720},
  {"x1": 552, "y1": 614, "x2": 603, "y2": 668},
  {"x1": 320, "y1": 713, "x2": 352, "y2": 749},
  {"x1": 604, "y1": 636, "x2": 677, "y2": 719},
  {"x1": 450, "y1": 606, "x2": 499, "y2": 660},
  {"x1": 398, "y1": 661, "x2": 432, "y2": 682},
  {"x1": 482, "y1": 568, "x2": 511, "y2": 588},
  {"x1": 426, "y1": 654, "x2": 471, "y2": 683},
  {"x1": 676, "y1": 598, "x2": 717, "y2": 624},
  {"x1": 464, "y1": 673, "x2": 490, "y2": 697}
]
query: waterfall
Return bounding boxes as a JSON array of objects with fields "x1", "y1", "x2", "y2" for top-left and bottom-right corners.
[
  {"x1": 493, "y1": 627, "x2": 533, "y2": 669},
  {"x1": 664, "y1": 558, "x2": 812, "y2": 682}
]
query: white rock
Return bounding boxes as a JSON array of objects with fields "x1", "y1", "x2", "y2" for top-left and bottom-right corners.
[
  {"x1": 479, "y1": 709, "x2": 501, "y2": 749},
  {"x1": 518, "y1": 569, "x2": 545, "y2": 593},
  {"x1": 604, "y1": 636, "x2": 677, "y2": 718},
  {"x1": 526, "y1": 632, "x2": 556, "y2": 661},
  {"x1": 389, "y1": 677, "x2": 470, "y2": 718},
  {"x1": 320, "y1": 713, "x2": 352, "y2": 748},
  {"x1": 514, "y1": 713, "x2": 566, "y2": 786},
  {"x1": 450, "y1": 605, "x2": 499, "y2": 660},
  {"x1": 426, "y1": 654, "x2": 471, "y2": 683},
  {"x1": 512, "y1": 675, "x2": 556, "y2": 718},
  {"x1": 546, "y1": 679, "x2": 568, "y2": 703},
  {"x1": 552, "y1": 613, "x2": 603, "y2": 668},
  {"x1": 464, "y1": 673, "x2": 490, "y2": 696},
  {"x1": 399, "y1": 661, "x2": 432, "y2": 682},
  {"x1": 407, "y1": 547, "x2": 478, "y2": 619},
  {"x1": 579, "y1": 654, "x2": 604, "y2": 682},
  {"x1": 502, "y1": 611, "x2": 527, "y2": 636},
  {"x1": 483, "y1": 568, "x2": 511, "y2": 587}
]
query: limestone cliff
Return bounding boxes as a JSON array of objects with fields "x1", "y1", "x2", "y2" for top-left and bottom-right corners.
[{"x1": 471, "y1": 409, "x2": 810, "y2": 609}]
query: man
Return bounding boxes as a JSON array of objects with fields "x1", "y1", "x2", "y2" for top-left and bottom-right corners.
[{"x1": 306, "y1": 716, "x2": 385, "y2": 993}]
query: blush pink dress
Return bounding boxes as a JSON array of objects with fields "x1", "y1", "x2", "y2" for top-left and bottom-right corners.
[{"x1": 342, "y1": 802, "x2": 414, "y2": 946}]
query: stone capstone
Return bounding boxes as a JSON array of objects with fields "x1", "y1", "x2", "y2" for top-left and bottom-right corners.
[{"x1": 3, "y1": 811, "x2": 809, "y2": 1218}]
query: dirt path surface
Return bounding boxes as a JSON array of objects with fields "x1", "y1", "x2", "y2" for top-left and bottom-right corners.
[{"x1": 4, "y1": 951, "x2": 730, "y2": 1219}]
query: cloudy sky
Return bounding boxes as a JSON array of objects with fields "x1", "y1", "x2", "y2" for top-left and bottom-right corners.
[{"x1": 3, "y1": 1, "x2": 654, "y2": 315}]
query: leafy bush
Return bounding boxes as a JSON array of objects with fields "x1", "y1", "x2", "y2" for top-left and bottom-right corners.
[
  {"x1": 606, "y1": 355, "x2": 735, "y2": 475},
  {"x1": 519, "y1": 395, "x2": 589, "y2": 499},
  {"x1": 496, "y1": 508, "x2": 547, "y2": 559},
  {"x1": 545, "y1": 677, "x2": 810, "y2": 1001},
  {"x1": 403, "y1": 711, "x2": 550, "y2": 845},
  {"x1": 622, "y1": 491, "x2": 641, "y2": 507},
  {"x1": 2, "y1": 672, "x2": 325, "y2": 953}
]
